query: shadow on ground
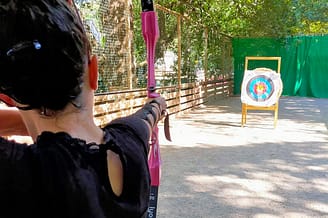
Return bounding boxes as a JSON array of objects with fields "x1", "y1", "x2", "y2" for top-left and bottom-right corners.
[{"x1": 157, "y1": 96, "x2": 328, "y2": 218}]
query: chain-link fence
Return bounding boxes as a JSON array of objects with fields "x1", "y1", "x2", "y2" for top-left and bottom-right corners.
[
  {"x1": 75, "y1": 0, "x2": 133, "y2": 93},
  {"x1": 75, "y1": 0, "x2": 233, "y2": 94}
]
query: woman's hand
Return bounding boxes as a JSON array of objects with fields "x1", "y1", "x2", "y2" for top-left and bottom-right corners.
[{"x1": 147, "y1": 96, "x2": 167, "y2": 121}]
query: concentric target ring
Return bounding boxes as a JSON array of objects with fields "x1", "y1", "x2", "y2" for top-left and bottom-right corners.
[{"x1": 246, "y1": 75, "x2": 274, "y2": 102}]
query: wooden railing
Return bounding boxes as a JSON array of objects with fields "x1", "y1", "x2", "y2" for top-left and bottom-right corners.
[{"x1": 93, "y1": 78, "x2": 233, "y2": 127}]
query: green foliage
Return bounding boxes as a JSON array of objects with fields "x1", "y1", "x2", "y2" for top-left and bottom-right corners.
[
  {"x1": 132, "y1": 0, "x2": 145, "y2": 65},
  {"x1": 157, "y1": 0, "x2": 328, "y2": 37},
  {"x1": 290, "y1": 0, "x2": 328, "y2": 35}
]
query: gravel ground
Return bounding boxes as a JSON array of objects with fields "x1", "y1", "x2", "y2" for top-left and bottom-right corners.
[{"x1": 156, "y1": 96, "x2": 328, "y2": 218}]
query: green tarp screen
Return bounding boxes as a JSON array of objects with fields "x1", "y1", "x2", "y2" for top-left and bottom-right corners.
[{"x1": 233, "y1": 35, "x2": 328, "y2": 98}]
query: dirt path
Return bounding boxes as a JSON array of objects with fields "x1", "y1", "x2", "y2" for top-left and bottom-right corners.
[{"x1": 156, "y1": 96, "x2": 328, "y2": 218}]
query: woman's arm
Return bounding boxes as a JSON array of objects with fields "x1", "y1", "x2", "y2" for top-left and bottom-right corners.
[
  {"x1": 105, "y1": 97, "x2": 167, "y2": 197},
  {"x1": 0, "y1": 106, "x2": 29, "y2": 136}
]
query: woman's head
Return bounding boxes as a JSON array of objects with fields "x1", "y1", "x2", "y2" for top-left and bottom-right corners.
[{"x1": 0, "y1": 0, "x2": 90, "y2": 111}]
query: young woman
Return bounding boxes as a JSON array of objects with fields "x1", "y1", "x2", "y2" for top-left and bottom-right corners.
[{"x1": 0, "y1": 0, "x2": 166, "y2": 217}]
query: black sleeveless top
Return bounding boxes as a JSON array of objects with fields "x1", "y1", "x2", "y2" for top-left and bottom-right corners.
[{"x1": 0, "y1": 116, "x2": 150, "y2": 218}]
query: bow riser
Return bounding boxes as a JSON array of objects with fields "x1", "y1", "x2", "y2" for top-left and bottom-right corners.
[{"x1": 141, "y1": 11, "x2": 160, "y2": 98}]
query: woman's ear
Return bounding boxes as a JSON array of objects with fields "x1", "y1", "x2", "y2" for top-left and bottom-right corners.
[{"x1": 88, "y1": 55, "x2": 98, "y2": 90}]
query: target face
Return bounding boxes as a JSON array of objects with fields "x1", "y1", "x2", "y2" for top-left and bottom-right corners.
[
  {"x1": 241, "y1": 69, "x2": 283, "y2": 107},
  {"x1": 246, "y1": 75, "x2": 274, "y2": 102}
]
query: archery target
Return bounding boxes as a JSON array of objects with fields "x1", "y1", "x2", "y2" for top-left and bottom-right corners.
[{"x1": 241, "y1": 69, "x2": 283, "y2": 107}]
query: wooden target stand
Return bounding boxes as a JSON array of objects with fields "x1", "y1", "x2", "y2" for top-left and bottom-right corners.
[{"x1": 241, "y1": 56, "x2": 282, "y2": 128}]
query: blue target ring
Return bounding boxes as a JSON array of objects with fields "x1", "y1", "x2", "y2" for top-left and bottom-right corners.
[{"x1": 246, "y1": 75, "x2": 274, "y2": 102}]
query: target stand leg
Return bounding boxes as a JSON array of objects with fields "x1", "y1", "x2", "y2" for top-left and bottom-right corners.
[
  {"x1": 273, "y1": 104, "x2": 279, "y2": 128},
  {"x1": 241, "y1": 103, "x2": 247, "y2": 127}
]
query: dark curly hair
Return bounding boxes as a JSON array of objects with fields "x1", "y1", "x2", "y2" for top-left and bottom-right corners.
[{"x1": 0, "y1": 0, "x2": 90, "y2": 111}]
